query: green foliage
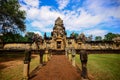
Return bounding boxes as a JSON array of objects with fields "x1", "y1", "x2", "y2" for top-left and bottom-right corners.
[
  {"x1": 2, "y1": 31, "x2": 42, "y2": 42},
  {"x1": 3, "y1": 32, "x2": 27, "y2": 42},
  {"x1": 0, "y1": 0, "x2": 26, "y2": 34},
  {"x1": 70, "y1": 32, "x2": 79, "y2": 39},
  {"x1": 0, "y1": 53, "x2": 39, "y2": 80},
  {"x1": 87, "y1": 35, "x2": 93, "y2": 41},
  {"x1": 95, "y1": 36, "x2": 102, "y2": 41},
  {"x1": 76, "y1": 54, "x2": 120, "y2": 80},
  {"x1": 25, "y1": 32, "x2": 35, "y2": 42},
  {"x1": 104, "y1": 33, "x2": 116, "y2": 41},
  {"x1": 44, "y1": 32, "x2": 47, "y2": 39}
]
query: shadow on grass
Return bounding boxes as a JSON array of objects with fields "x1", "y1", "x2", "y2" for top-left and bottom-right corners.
[
  {"x1": 29, "y1": 63, "x2": 47, "y2": 80},
  {"x1": 0, "y1": 53, "x2": 38, "y2": 70},
  {"x1": 0, "y1": 53, "x2": 38, "y2": 62},
  {"x1": 0, "y1": 64, "x2": 7, "y2": 70},
  {"x1": 29, "y1": 65, "x2": 41, "y2": 79},
  {"x1": 0, "y1": 52, "x2": 24, "y2": 62}
]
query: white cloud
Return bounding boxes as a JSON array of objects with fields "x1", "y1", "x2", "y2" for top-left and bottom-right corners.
[
  {"x1": 23, "y1": 0, "x2": 40, "y2": 8},
  {"x1": 34, "y1": 31, "x2": 42, "y2": 36},
  {"x1": 83, "y1": 0, "x2": 120, "y2": 19},
  {"x1": 62, "y1": 9, "x2": 105, "y2": 31},
  {"x1": 19, "y1": 0, "x2": 120, "y2": 37},
  {"x1": 27, "y1": 6, "x2": 64, "y2": 32},
  {"x1": 38, "y1": 6, "x2": 64, "y2": 21},
  {"x1": 19, "y1": 4, "x2": 28, "y2": 11},
  {"x1": 27, "y1": 7, "x2": 40, "y2": 19},
  {"x1": 56, "y1": 0, "x2": 70, "y2": 10},
  {"x1": 31, "y1": 21, "x2": 43, "y2": 28},
  {"x1": 85, "y1": 29, "x2": 108, "y2": 37}
]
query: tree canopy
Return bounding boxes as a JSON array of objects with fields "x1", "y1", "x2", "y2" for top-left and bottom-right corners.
[
  {"x1": 95, "y1": 36, "x2": 102, "y2": 41},
  {"x1": 87, "y1": 35, "x2": 93, "y2": 41},
  {"x1": 3, "y1": 32, "x2": 27, "y2": 42},
  {"x1": 25, "y1": 32, "x2": 35, "y2": 42},
  {"x1": 104, "y1": 32, "x2": 119, "y2": 41},
  {"x1": 0, "y1": 0, "x2": 26, "y2": 34},
  {"x1": 70, "y1": 32, "x2": 79, "y2": 39}
]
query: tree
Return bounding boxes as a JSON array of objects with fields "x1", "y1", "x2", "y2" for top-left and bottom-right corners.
[
  {"x1": 79, "y1": 33, "x2": 86, "y2": 42},
  {"x1": 0, "y1": 0, "x2": 26, "y2": 34},
  {"x1": 44, "y1": 32, "x2": 47, "y2": 39},
  {"x1": 3, "y1": 32, "x2": 27, "y2": 42},
  {"x1": 32, "y1": 33, "x2": 42, "y2": 49},
  {"x1": 104, "y1": 32, "x2": 117, "y2": 41},
  {"x1": 70, "y1": 32, "x2": 79, "y2": 39},
  {"x1": 95, "y1": 36, "x2": 102, "y2": 41},
  {"x1": 25, "y1": 32, "x2": 35, "y2": 42},
  {"x1": 87, "y1": 35, "x2": 93, "y2": 41}
]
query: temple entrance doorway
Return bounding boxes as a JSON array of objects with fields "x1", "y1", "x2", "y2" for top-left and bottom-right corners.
[{"x1": 57, "y1": 41, "x2": 61, "y2": 49}]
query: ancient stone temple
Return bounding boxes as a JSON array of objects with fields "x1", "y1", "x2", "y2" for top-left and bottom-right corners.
[
  {"x1": 2, "y1": 17, "x2": 120, "y2": 51},
  {"x1": 44, "y1": 17, "x2": 77, "y2": 50},
  {"x1": 43, "y1": 17, "x2": 120, "y2": 51},
  {"x1": 51, "y1": 17, "x2": 67, "y2": 50}
]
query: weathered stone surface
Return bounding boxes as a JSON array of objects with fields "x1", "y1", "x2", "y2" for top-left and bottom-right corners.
[
  {"x1": 80, "y1": 50, "x2": 88, "y2": 79},
  {"x1": 2, "y1": 17, "x2": 120, "y2": 50},
  {"x1": 52, "y1": 17, "x2": 66, "y2": 38}
]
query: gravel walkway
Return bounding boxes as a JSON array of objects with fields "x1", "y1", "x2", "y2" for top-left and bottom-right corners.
[{"x1": 31, "y1": 55, "x2": 81, "y2": 80}]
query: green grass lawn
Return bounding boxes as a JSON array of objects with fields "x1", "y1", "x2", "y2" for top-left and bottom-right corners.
[
  {"x1": 0, "y1": 54, "x2": 40, "y2": 80},
  {"x1": 75, "y1": 54, "x2": 120, "y2": 80},
  {"x1": 1, "y1": 53, "x2": 120, "y2": 80}
]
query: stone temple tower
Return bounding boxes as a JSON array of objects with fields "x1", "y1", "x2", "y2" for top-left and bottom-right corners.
[{"x1": 51, "y1": 17, "x2": 67, "y2": 50}]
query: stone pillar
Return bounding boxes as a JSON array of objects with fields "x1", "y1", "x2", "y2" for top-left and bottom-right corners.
[
  {"x1": 72, "y1": 55, "x2": 75, "y2": 67},
  {"x1": 69, "y1": 54, "x2": 71, "y2": 61},
  {"x1": 39, "y1": 50, "x2": 43, "y2": 66},
  {"x1": 44, "y1": 49, "x2": 48, "y2": 62},
  {"x1": 68, "y1": 49, "x2": 71, "y2": 61},
  {"x1": 65, "y1": 47, "x2": 68, "y2": 57},
  {"x1": 23, "y1": 50, "x2": 31, "y2": 80},
  {"x1": 50, "y1": 50, "x2": 53, "y2": 58},
  {"x1": 48, "y1": 51, "x2": 50, "y2": 61},
  {"x1": 23, "y1": 63, "x2": 29, "y2": 80},
  {"x1": 48, "y1": 50, "x2": 52, "y2": 60},
  {"x1": 80, "y1": 50, "x2": 88, "y2": 79},
  {"x1": 71, "y1": 48, "x2": 76, "y2": 67}
]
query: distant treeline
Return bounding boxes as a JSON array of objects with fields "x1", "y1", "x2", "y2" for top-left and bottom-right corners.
[
  {"x1": 1, "y1": 32, "x2": 37, "y2": 42},
  {"x1": 1, "y1": 32, "x2": 120, "y2": 42}
]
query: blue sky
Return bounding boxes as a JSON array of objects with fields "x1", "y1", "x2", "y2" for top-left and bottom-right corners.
[{"x1": 19, "y1": 0, "x2": 120, "y2": 37}]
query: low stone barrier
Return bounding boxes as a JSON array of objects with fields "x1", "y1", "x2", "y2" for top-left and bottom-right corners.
[{"x1": 3, "y1": 42, "x2": 38, "y2": 50}]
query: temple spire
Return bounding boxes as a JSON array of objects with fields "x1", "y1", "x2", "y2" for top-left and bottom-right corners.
[{"x1": 55, "y1": 17, "x2": 63, "y2": 26}]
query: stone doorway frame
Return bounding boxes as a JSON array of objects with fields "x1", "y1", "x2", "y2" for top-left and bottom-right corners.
[{"x1": 57, "y1": 41, "x2": 61, "y2": 49}]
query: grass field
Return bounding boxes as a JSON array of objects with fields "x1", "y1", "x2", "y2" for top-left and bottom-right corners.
[
  {"x1": 1, "y1": 53, "x2": 120, "y2": 80},
  {"x1": 75, "y1": 54, "x2": 120, "y2": 80},
  {"x1": 0, "y1": 53, "x2": 40, "y2": 80}
]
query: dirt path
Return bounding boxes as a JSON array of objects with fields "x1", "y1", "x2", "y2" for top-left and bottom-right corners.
[{"x1": 31, "y1": 55, "x2": 81, "y2": 80}]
